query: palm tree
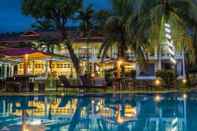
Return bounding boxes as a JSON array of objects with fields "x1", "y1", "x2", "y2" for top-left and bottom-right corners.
[
  {"x1": 95, "y1": 10, "x2": 111, "y2": 33},
  {"x1": 22, "y1": 0, "x2": 83, "y2": 83},
  {"x1": 138, "y1": 0, "x2": 197, "y2": 64},
  {"x1": 30, "y1": 20, "x2": 62, "y2": 74},
  {"x1": 98, "y1": 0, "x2": 150, "y2": 79},
  {"x1": 78, "y1": 4, "x2": 94, "y2": 75}
]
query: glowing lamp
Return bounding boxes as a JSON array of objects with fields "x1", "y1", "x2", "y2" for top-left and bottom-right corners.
[
  {"x1": 117, "y1": 59, "x2": 123, "y2": 65},
  {"x1": 91, "y1": 73, "x2": 95, "y2": 78},
  {"x1": 155, "y1": 79, "x2": 161, "y2": 86},
  {"x1": 182, "y1": 79, "x2": 187, "y2": 84},
  {"x1": 25, "y1": 54, "x2": 29, "y2": 59}
]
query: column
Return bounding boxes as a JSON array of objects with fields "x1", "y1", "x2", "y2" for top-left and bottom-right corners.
[
  {"x1": 3, "y1": 100, "x2": 6, "y2": 116},
  {"x1": 44, "y1": 97, "x2": 48, "y2": 117},
  {"x1": 0, "y1": 63, "x2": 2, "y2": 79},
  {"x1": 4, "y1": 64, "x2": 7, "y2": 79},
  {"x1": 10, "y1": 65, "x2": 13, "y2": 77},
  {"x1": 157, "y1": 47, "x2": 162, "y2": 71},
  {"x1": 136, "y1": 63, "x2": 140, "y2": 79},
  {"x1": 45, "y1": 61, "x2": 48, "y2": 77},
  {"x1": 8, "y1": 64, "x2": 11, "y2": 77}
]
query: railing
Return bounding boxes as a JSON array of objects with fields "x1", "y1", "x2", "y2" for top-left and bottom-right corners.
[{"x1": 64, "y1": 51, "x2": 184, "y2": 61}]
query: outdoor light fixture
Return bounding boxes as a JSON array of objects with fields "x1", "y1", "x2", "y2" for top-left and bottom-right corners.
[
  {"x1": 182, "y1": 79, "x2": 187, "y2": 84},
  {"x1": 117, "y1": 59, "x2": 123, "y2": 65},
  {"x1": 25, "y1": 54, "x2": 28, "y2": 59},
  {"x1": 91, "y1": 73, "x2": 96, "y2": 78},
  {"x1": 155, "y1": 79, "x2": 161, "y2": 86}
]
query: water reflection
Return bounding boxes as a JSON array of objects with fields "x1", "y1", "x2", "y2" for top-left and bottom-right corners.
[{"x1": 0, "y1": 93, "x2": 195, "y2": 131}]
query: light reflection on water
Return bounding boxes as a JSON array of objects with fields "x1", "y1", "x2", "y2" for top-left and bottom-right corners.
[{"x1": 0, "y1": 93, "x2": 196, "y2": 131}]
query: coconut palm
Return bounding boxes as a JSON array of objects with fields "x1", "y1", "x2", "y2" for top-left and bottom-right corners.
[
  {"x1": 98, "y1": 0, "x2": 150, "y2": 78},
  {"x1": 137, "y1": 0, "x2": 197, "y2": 63},
  {"x1": 78, "y1": 4, "x2": 94, "y2": 74},
  {"x1": 22, "y1": 0, "x2": 83, "y2": 82},
  {"x1": 95, "y1": 10, "x2": 111, "y2": 33}
]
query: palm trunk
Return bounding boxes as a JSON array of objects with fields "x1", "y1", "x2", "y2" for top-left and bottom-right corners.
[
  {"x1": 59, "y1": 28, "x2": 82, "y2": 85},
  {"x1": 116, "y1": 39, "x2": 126, "y2": 80},
  {"x1": 49, "y1": 60, "x2": 53, "y2": 73},
  {"x1": 64, "y1": 40, "x2": 82, "y2": 83}
]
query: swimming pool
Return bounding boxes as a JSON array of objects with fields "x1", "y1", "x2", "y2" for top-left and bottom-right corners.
[{"x1": 0, "y1": 93, "x2": 196, "y2": 131}]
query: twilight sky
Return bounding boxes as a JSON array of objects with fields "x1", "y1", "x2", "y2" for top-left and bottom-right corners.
[{"x1": 0, "y1": 0, "x2": 110, "y2": 33}]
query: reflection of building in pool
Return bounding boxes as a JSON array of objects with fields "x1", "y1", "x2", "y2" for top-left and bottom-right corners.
[
  {"x1": 187, "y1": 95, "x2": 197, "y2": 131},
  {"x1": 12, "y1": 98, "x2": 78, "y2": 117},
  {"x1": 0, "y1": 96, "x2": 188, "y2": 131},
  {"x1": 137, "y1": 95, "x2": 187, "y2": 131}
]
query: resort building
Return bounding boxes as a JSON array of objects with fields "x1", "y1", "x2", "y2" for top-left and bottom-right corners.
[{"x1": 0, "y1": 30, "x2": 186, "y2": 80}]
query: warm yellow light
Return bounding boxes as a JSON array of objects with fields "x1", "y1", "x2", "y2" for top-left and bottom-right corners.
[
  {"x1": 155, "y1": 95, "x2": 161, "y2": 102},
  {"x1": 91, "y1": 73, "x2": 95, "y2": 78},
  {"x1": 183, "y1": 94, "x2": 187, "y2": 99},
  {"x1": 25, "y1": 54, "x2": 28, "y2": 59},
  {"x1": 124, "y1": 105, "x2": 137, "y2": 118},
  {"x1": 182, "y1": 79, "x2": 187, "y2": 84},
  {"x1": 117, "y1": 59, "x2": 123, "y2": 65},
  {"x1": 22, "y1": 124, "x2": 30, "y2": 131},
  {"x1": 155, "y1": 79, "x2": 161, "y2": 86},
  {"x1": 61, "y1": 93, "x2": 64, "y2": 96}
]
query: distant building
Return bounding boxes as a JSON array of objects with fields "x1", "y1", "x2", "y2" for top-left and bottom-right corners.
[{"x1": 0, "y1": 30, "x2": 186, "y2": 80}]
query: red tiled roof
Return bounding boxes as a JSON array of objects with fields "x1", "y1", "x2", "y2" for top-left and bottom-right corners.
[
  {"x1": 0, "y1": 31, "x2": 104, "y2": 48},
  {"x1": 0, "y1": 48, "x2": 47, "y2": 56}
]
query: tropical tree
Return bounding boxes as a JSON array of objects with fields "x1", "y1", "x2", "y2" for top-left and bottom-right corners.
[
  {"x1": 138, "y1": 0, "x2": 197, "y2": 63},
  {"x1": 78, "y1": 4, "x2": 94, "y2": 74},
  {"x1": 98, "y1": 0, "x2": 150, "y2": 78},
  {"x1": 22, "y1": 0, "x2": 83, "y2": 82},
  {"x1": 95, "y1": 10, "x2": 111, "y2": 33}
]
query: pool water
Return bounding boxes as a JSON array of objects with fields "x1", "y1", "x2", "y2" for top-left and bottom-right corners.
[{"x1": 0, "y1": 93, "x2": 196, "y2": 131}]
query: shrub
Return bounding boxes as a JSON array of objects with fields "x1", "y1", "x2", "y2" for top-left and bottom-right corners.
[
  {"x1": 130, "y1": 70, "x2": 136, "y2": 79},
  {"x1": 156, "y1": 69, "x2": 176, "y2": 87},
  {"x1": 189, "y1": 65, "x2": 197, "y2": 74}
]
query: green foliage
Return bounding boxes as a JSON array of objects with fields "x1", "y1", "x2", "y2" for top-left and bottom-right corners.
[
  {"x1": 130, "y1": 70, "x2": 136, "y2": 79},
  {"x1": 78, "y1": 4, "x2": 94, "y2": 36},
  {"x1": 95, "y1": 10, "x2": 111, "y2": 32},
  {"x1": 22, "y1": 0, "x2": 82, "y2": 29},
  {"x1": 138, "y1": 0, "x2": 197, "y2": 63},
  {"x1": 189, "y1": 65, "x2": 197, "y2": 73},
  {"x1": 99, "y1": 0, "x2": 150, "y2": 63},
  {"x1": 22, "y1": 0, "x2": 83, "y2": 80},
  {"x1": 156, "y1": 69, "x2": 176, "y2": 86}
]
